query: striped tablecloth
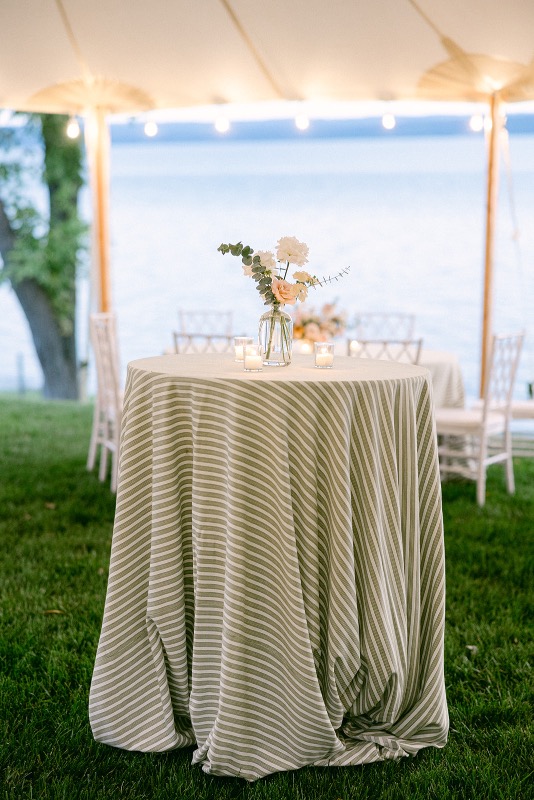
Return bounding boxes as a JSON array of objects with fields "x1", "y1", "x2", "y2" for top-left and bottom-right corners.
[{"x1": 89, "y1": 353, "x2": 448, "y2": 780}]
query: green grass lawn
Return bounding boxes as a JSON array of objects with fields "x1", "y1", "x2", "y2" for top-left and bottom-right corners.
[{"x1": 0, "y1": 396, "x2": 532, "y2": 800}]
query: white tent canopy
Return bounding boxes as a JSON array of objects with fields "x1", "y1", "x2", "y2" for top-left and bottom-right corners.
[
  {"x1": 1, "y1": 0, "x2": 534, "y2": 391},
  {"x1": 1, "y1": 0, "x2": 533, "y2": 110}
]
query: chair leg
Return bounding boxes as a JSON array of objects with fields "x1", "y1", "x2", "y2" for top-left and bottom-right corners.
[
  {"x1": 504, "y1": 426, "x2": 515, "y2": 494},
  {"x1": 476, "y1": 472, "x2": 486, "y2": 507},
  {"x1": 87, "y1": 403, "x2": 101, "y2": 471},
  {"x1": 476, "y1": 434, "x2": 487, "y2": 507},
  {"x1": 111, "y1": 451, "x2": 118, "y2": 493},
  {"x1": 110, "y1": 430, "x2": 119, "y2": 494},
  {"x1": 99, "y1": 445, "x2": 109, "y2": 482}
]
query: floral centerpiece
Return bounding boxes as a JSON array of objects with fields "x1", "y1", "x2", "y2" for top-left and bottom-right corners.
[
  {"x1": 292, "y1": 301, "x2": 347, "y2": 345},
  {"x1": 218, "y1": 236, "x2": 349, "y2": 366}
]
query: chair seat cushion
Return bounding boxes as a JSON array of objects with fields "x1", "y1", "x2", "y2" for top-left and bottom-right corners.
[
  {"x1": 510, "y1": 400, "x2": 534, "y2": 419},
  {"x1": 434, "y1": 408, "x2": 506, "y2": 435}
]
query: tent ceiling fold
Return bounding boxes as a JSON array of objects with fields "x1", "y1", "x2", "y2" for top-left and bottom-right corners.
[{"x1": 0, "y1": 0, "x2": 533, "y2": 115}]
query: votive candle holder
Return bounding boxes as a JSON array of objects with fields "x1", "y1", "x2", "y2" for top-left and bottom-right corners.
[
  {"x1": 243, "y1": 343, "x2": 263, "y2": 372},
  {"x1": 314, "y1": 342, "x2": 335, "y2": 369},
  {"x1": 234, "y1": 336, "x2": 253, "y2": 362}
]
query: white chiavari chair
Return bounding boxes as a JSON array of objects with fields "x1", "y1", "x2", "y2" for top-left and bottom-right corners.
[
  {"x1": 434, "y1": 332, "x2": 524, "y2": 506},
  {"x1": 87, "y1": 312, "x2": 122, "y2": 493},
  {"x1": 352, "y1": 312, "x2": 416, "y2": 340},
  {"x1": 173, "y1": 309, "x2": 234, "y2": 354},
  {"x1": 347, "y1": 337, "x2": 423, "y2": 364}
]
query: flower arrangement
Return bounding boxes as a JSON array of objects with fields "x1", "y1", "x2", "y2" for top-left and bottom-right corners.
[
  {"x1": 292, "y1": 301, "x2": 347, "y2": 343},
  {"x1": 218, "y1": 236, "x2": 349, "y2": 366},
  {"x1": 217, "y1": 236, "x2": 349, "y2": 307}
]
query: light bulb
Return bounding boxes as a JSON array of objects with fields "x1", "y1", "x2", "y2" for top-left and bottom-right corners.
[
  {"x1": 215, "y1": 116, "x2": 230, "y2": 134},
  {"x1": 295, "y1": 113, "x2": 310, "y2": 131},
  {"x1": 144, "y1": 120, "x2": 158, "y2": 137},
  {"x1": 66, "y1": 116, "x2": 80, "y2": 139},
  {"x1": 381, "y1": 113, "x2": 396, "y2": 130},
  {"x1": 469, "y1": 114, "x2": 484, "y2": 133}
]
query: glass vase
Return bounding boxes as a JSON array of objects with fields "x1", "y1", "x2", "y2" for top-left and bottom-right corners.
[{"x1": 258, "y1": 304, "x2": 293, "y2": 367}]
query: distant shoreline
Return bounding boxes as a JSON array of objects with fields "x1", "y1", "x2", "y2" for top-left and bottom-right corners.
[{"x1": 110, "y1": 113, "x2": 534, "y2": 144}]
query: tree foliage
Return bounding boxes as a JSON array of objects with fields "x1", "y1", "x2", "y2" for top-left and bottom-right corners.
[
  {"x1": 0, "y1": 113, "x2": 87, "y2": 398},
  {"x1": 1, "y1": 114, "x2": 87, "y2": 334}
]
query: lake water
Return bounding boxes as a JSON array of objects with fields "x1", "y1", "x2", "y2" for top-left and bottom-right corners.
[{"x1": 1, "y1": 131, "x2": 534, "y2": 401}]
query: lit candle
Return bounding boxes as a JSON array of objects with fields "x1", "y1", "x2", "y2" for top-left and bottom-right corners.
[
  {"x1": 300, "y1": 340, "x2": 313, "y2": 354},
  {"x1": 243, "y1": 343, "x2": 263, "y2": 371},
  {"x1": 314, "y1": 342, "x2": 334, "y2": 368},
  {"x1": 244, "y1": 354, "x2": 262, "y2": 370},
  {"x1": 315, "y1": 352, "x2": 334, "y2": 367},
  {"x1": 349, "y1": 340, "x2": 360, "y2": 356}
]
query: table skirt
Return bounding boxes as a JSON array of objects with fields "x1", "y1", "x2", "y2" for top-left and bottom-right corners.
[{"x1": 89, "y1": 357, "x2": 448, "y2": 780}]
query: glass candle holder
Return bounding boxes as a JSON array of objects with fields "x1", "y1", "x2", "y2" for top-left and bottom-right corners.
[
  {"x1": 243, "y1": 343, "x2": 263, "y2": 372},
  {"x1": 314, "y1": 342, "x2": 335, "y2": 369},
  {"x1": 234, "y1": 336, "x2": 253, "y2": 362}
]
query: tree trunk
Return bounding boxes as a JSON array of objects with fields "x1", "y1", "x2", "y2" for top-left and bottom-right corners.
[
  {"x1": 13, "y1": 278, "x2": 78, "y2": 399},
  {"x1": 0, "y1": 201, "x2": 79, "y2": 399}
]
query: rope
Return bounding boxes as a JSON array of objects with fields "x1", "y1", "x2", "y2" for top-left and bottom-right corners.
[
  {"x1": 217, "y1": 0, "x2": 288, "y2": 99},
  {"x1": 406, "y1": 0, "x2": 443, "y2": 39},
  {"x1": 54, "y1": 0, "x2": 93, "y2": 82}
]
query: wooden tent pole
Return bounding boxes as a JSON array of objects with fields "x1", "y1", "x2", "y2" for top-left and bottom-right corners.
[
  {"x1": 479, "y1": 93, "x2": 501, "y2": 396},
  {"x1": 84, "y1": 108, "x2": 111, "y2": 313}
]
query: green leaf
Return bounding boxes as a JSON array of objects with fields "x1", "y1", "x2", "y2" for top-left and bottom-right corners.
[
  {"x1": 229, "y1": 242, "x2": 243, "y2": 256},
  {"x1": 241, "y1": 245, "x2": 254, "y2": 258},
  {"x1": 242, "y1": 256, "x2": 252, "y2": 266},
  {"x1": 217, "y1": 243, "x2": 230, "y2": 254}
]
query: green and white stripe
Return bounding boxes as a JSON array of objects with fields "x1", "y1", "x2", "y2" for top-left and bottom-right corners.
[{"x1": 89, "y1": 354, "x2": 448, "y2": 780}]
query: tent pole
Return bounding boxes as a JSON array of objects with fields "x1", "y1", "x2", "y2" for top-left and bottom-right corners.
[
  {"x1": 84, "y1": 108, "x2": 111, "y2": 313},
  {"x1": 479, "y1": 93, "x2": 501, "y2": 397}
]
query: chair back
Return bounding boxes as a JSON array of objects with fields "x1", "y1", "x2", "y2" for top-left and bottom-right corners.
[
  {"x1": 173, "y1": 331, "x2": 234, "y2": 354},
  {"x1": 352, "y1": 312, "x2": 416, "y2": 340},
  {"x1": 348, "y1": 337, "x2": 423, "y2": 365},
  {"x1": 174, "y1": 309, "x2": 234, "y2": 354},
  {"x1": 482, "y1": 332, "x2": 524, "y2": 418},
  {"x1": 90, "y1": 312, "x2": 122, "y2": 418},
  {"x1": 178, "y1": 309, "x2": 233, "y2": 336}
]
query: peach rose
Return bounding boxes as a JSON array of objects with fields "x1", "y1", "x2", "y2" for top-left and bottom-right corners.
[{"x1": 271, "y1": 278, "x2": 298, "y2": 305}]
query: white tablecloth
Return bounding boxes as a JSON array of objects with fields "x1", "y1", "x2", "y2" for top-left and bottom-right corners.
[
  {"x1": 419, "y1": 349, "x2": 465, "y2": 409},
  {"x1": 89, "y1": 354, "x2": 448, "y2": 780}
]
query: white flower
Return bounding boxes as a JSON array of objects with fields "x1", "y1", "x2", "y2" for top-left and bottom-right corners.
[
  {"x1": 276, "y1": 236, "x2": 309, "y2": 267},
  {"x1": 293, "y1": 283, "x2": 309, "y2": 302},
  {"x1": 242, "y1": 262, "x2": 253, "y2": 277},
  {"x1": 292, "y1": 270, "x2": 316, "y2": 285},
  {"x1": 255, "y1": 250, "x2": 277, "y2": 270}
]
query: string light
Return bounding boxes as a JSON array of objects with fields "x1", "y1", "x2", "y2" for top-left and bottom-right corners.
[
  {"x1": 469, "y1": 114, "x2": 484, "y2": 133},
  {"x1": 381, "y1": 113, "x2": 396, "y2": 131},
  {"x1": 295, "y1": 113, "x2": 310, "y2": 131},
  {"x1": 66, "y1": 116, "x2": 80, "y2": 139},
  {"x1": 215, "y1": 116, "x2": 230, "y2": 134},
  {"x1": 144, "y1": 120, "x2": 158, "y2": 137}
]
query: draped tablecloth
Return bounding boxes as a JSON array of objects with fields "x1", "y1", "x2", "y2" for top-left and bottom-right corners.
[
  {"x1": 419, "y1": 350, "x2": 465, "y2": 409},
  {"x1": 89, "y1": 353, "x2": 448, "y2": 781}
]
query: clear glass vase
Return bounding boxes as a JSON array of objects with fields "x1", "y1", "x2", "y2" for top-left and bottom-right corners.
[{"x1": 258, "y1": 304, "x2": 293, "y2": 367}]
